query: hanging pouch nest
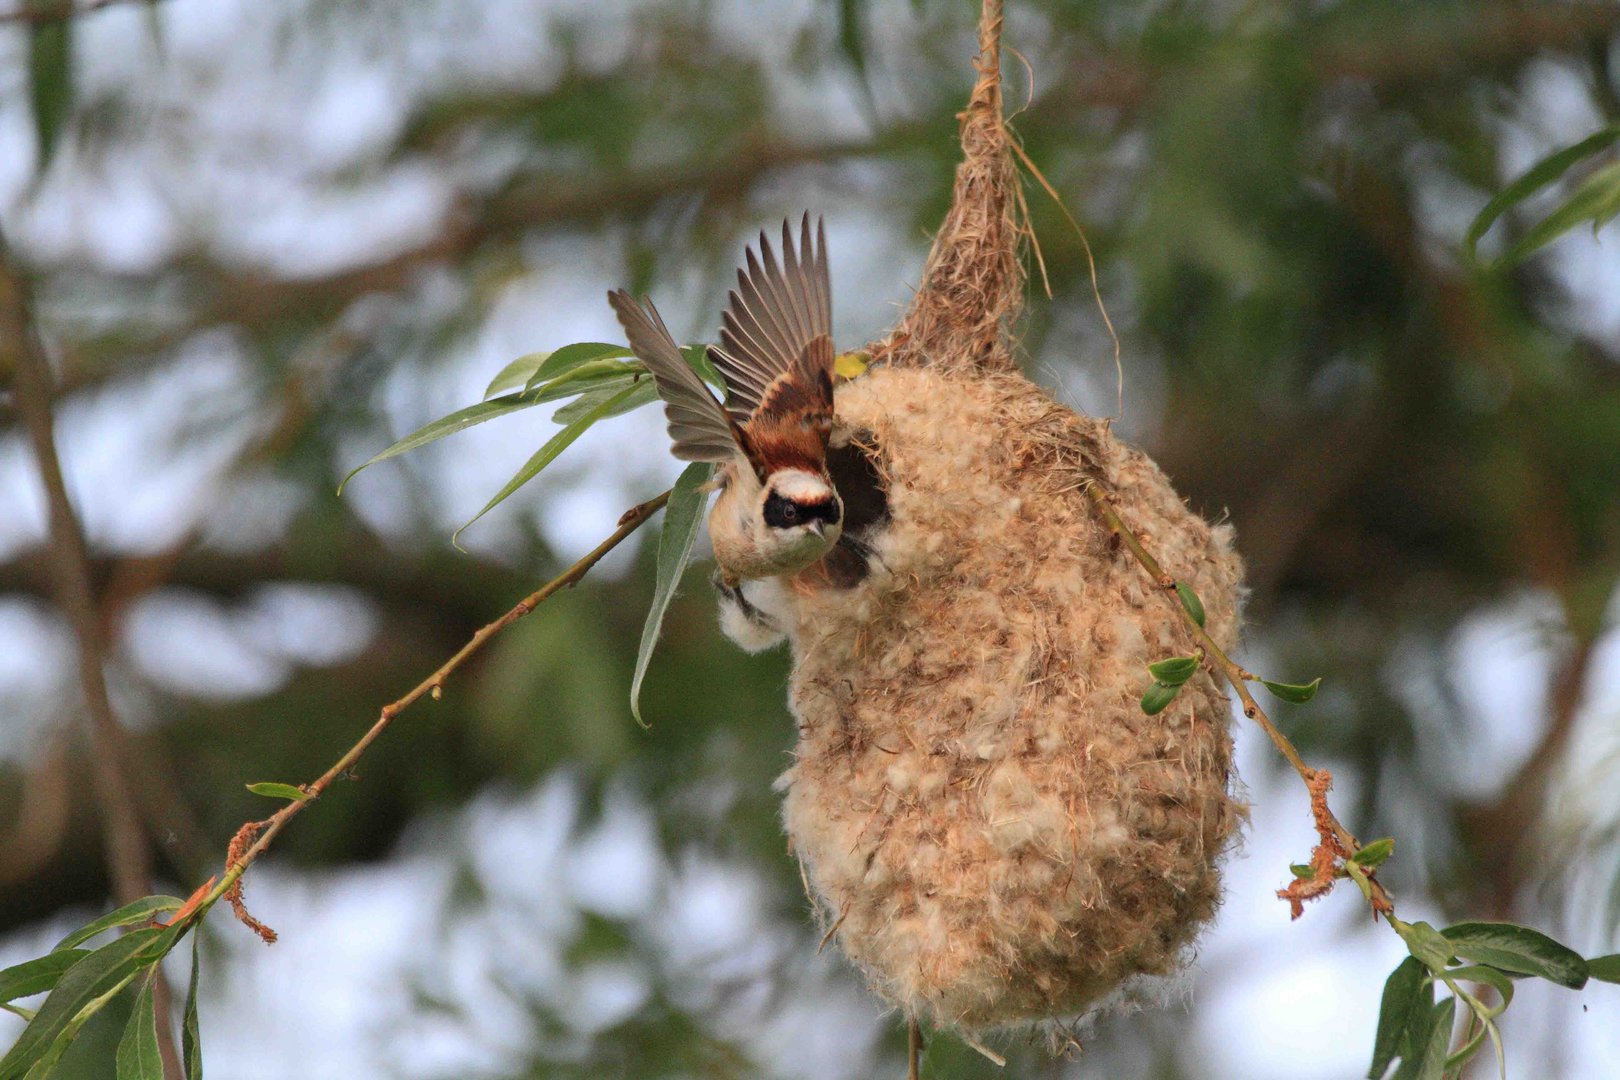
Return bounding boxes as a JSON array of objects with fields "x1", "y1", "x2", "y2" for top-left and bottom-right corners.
[{"x1": 772, "y1": 1, "x2": 1246, "y2": 1033}]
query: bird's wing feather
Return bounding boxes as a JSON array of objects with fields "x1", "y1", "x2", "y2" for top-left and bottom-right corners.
[
  {"x1": 607, "y1": 289, "x2": 740, "y2": 463},
  {"x1": 712, "y1": 213, "x2": 833, "y2": 422}
]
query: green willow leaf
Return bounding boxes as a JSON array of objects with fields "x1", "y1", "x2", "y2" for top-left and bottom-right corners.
[
  {"x1": 1290, "y1": 862, "x2": 1315, "y2": 880},
  {"x1": 245, "y1": 782, "x2": 309, "y2": 802},
  {"x1": 1446, "y1": 965, "x2": 1515, "y2": 1013},
  {"x1": 340, "y1": 371, "x2": 642, "y2": 494},
  {"x1": 1352, "y1": 837, "x2": 1395, "y2": 869},
  {"x1": 0, "y1": 927, "x2": 168, "y2": 1077},
  {"x1": 521, "y1": 342, "x2": 635, "y2": 393},
  {"x1": 630, "y1": 463, "x2": 713, "y2": 729},
  {"x1": 1441, "y1": 922, "x2": 1588, "y2": 989},
  {"x1": 339, "y1": 392, "x2": 547, "y2": 493},
  {"x1": 1391, "y1": 974, "x2": 1437, "y2": 1080},
  {"x1": 1466, "y1": 126, "x2": 1620, "y2": 259},
  {"x1": 53, "y1": 896, "x2": 183, "y2": 953},
  {"x1": 483, "y1": 351, "x2": 550, "y2": 399},
  {"x1": 1147, "y1": 656, "x2": 1199, "y2": 685},
  {"x1": 1587, "y1": 953, "x2": 1620, "y2": 984},
  {"x1": 451, "y1": 382, "x2": 642, "y2": 548},
  {"x1": 116, "y1": 976, "x2": 163, "y2": 1080},
  {"x1": 1369, "y1": 956, "x2": 1424, "y2": 1079},
  {"x1": 1409, "y1": 996, "x2": 1456, "y2": 1080},
  {"x1": 28, "y1": 16, "x2": 72, "y2": 174},
  {"x1": 550, "y1": 378, "x2": 656, "y2": 424},
  {"x1": 1494, "y1": 160, "x2": 1620, "y2": 268},
  {"x1": 1262, "y1": 677, "x2": 1322, "y2": 704},
  {"x1": 0, "y1": 951, "x2": 90, "y2": 1005},
  {"x1": 182, "y1": 934, "x2": 202, "y2": 1080},
  {"x1": 1140, "y1": 681, "x2": 1181, "y2": 715},
  {"x1": 1396, "y1": 920, "x2": 1456, "y2": 974},
  {"x1": 1174, "y1": 581, "x2": 1205, "y2": 627}
]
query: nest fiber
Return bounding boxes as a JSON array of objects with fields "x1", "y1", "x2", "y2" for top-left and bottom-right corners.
[{"x1": 777, "y1": 366, "x2": 1245, "y2": 1031}]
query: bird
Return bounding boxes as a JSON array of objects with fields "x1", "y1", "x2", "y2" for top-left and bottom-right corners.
[{"x1": 609, "y1": 214, "x2": 867, "y2": 650}]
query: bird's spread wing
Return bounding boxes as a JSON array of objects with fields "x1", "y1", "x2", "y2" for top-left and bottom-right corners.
[
  {"x1": 607, "y1": 289, "x2": 740, "y2": 464},
  {"x1": 711, "y1": 213, "x2": 834, "y2": 424}
]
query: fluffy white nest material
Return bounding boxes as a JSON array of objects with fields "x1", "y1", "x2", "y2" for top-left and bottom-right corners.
[
  {"x1": 720, "y1": 0, "x2": 1249, "y2": 1036},
  {"x1": 776, "y1": 366, "x2": 1245, "y2": 1031}
]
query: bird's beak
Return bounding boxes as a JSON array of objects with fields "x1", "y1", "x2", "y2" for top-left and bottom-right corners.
[{"x1": 809, "y1": 521, "x2": 826, "y2": 539}]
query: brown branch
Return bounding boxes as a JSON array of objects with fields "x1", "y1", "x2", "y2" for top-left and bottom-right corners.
[
  {"x1": 0, "y1": 227, "x2": 183, "y2": 1076},
  {"x1": 1082, "y1": 481, "x2": 1394, "y2": 919},
  {"x1": 186, "y1": 488, "x2": 673, "y2": 939}
]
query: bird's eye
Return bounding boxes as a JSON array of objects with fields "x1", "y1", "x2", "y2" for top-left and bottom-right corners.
[{"x1": 763, "y1": 493, "x2": 801, "y2": 528}]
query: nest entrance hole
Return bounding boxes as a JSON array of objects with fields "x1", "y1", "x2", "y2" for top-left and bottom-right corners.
[{"x1": 823, "y1": 429, "x2": 888, "y2": 588}]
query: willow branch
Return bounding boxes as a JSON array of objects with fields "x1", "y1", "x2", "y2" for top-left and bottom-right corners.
[
  {"x1": 1083, "y1": 481, "x2": 1394, "y2": 917},
  {"x1": 177, "y1": 489, "x2": 673, "y2": 938},
  {"x1": 0, "y1": 227, "x2": 184, "y2": 1078}
]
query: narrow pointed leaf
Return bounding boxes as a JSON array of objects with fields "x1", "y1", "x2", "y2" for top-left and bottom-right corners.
[
  {"x1": 1466, "y1": 126, "x2": 1620, "y2": 258},
  {"x1": 1391, "y1": 975, "x2": 1437, "y2": 1080},
  {"x1": 1445, "y1": 965, "x2": 1515, "y2": 1013},
  {"x1": 1441, "y1": 922, "x2": 1587, "y2": 988},
  {"x1": 182, "y1": 934, "x2": 202, "y2": 1080},
  {"x1": 1147, "y1": 656, "x2": 1199, "y2": 685},
  {"x1": 1369, "y1": 956, "x2": 1424, "y2": 1079},
  {"x1": 521, "y1": 343, "x2": 634, "y2": 392},
  {"x1": 0, "y1": 951, "x2": 90, "y2": 1005},
  {"x1": 53, "y1": 896, "x2": 183, "y2": 953},
  {"x1": 1396, "y1": 920, "x2": 1456, "y2": 973},
  {"x1": 339, "y1": 392, "x2": 548, "y2": 493},
  {"x1": 534, "y1": 358, "x2": 644, "y2": 399},
  {"x1": 551, "y1": 378, "x2": 657, "y2": 424},
  {"x1": 1410, "y1": 997, "x2": 1456, "y2": 1080},
  {"x1": 0, "y1": 927, "x2": 168, "y2": 1077},
  {"x1": 630, "y1": 464, "x2": 712, "y2": 728},
  {"x1": 1140, "y1": 681, "x2": 1181, "y2": 715},
  {"x1": 245, "y1": 782, "x2": 310, "y2": 802},
  {"x1": 1587, "y1": 953, "x2": 1620, "y2": 984},
  {"x1": 1494, "y1": 160, "x2": 1620, "y2": 268},
  {"x1": 116, "y1": 977, "x2": 163, "y2": 1080},
  {"x1": 1262, "y1": 677, "x2": 1322, "y2": 704},
  {"x1": 1352, "y1": 838, "x2": 1395, "y2": 868},
  {"x1": 1174, "y1": 581, "x2": 1205, "y2": 626},
  {"x1": 452, "y1": 382, "x2": 641, "y2": 547},
  {"x1": 484, "y1": 351, "x2": 550, "y2": 399}
]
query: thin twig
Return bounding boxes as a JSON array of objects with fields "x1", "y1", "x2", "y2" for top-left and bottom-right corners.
[
  {"x1": 181, "y1": 489, "x2": 674, "y2": 937},
  {"x1": 907, "y1": 1017, "x2": 922, "y2": 1080},
  {"x1": 1082, "y1": 481, "x2": 1394, "y2": 917},
  {"x1": 1, "y1": 227, "x2": 184, "y2": 1079}
]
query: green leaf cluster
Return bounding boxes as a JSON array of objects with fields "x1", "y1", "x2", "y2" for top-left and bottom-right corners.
[
  {"x1": 1466, "y1": 127, "x2": 1620, "y2": 268},
  {"x1": 341, "y1": 340, "x2": 720, "y2": 549},
  {"x1": 1370, "y1": 919, "x2": 1620, "y2": 1079},
  {"x1": 0, "y1": 895, "x2": 206, "y2": 1080}
]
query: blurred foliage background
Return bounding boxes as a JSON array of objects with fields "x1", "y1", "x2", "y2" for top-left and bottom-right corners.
[{"x1": 2, "y1": 0, "x2": 1619, "y2": 1077}]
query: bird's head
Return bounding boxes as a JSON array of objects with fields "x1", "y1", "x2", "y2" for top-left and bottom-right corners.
[{"x1": 756, "y1": 468, "x2": 843, "y2": 570}]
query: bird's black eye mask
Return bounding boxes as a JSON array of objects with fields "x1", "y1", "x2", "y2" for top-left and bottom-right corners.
[{"x1": 764, "y1": 492, "x2": 841, "y2": 529}]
